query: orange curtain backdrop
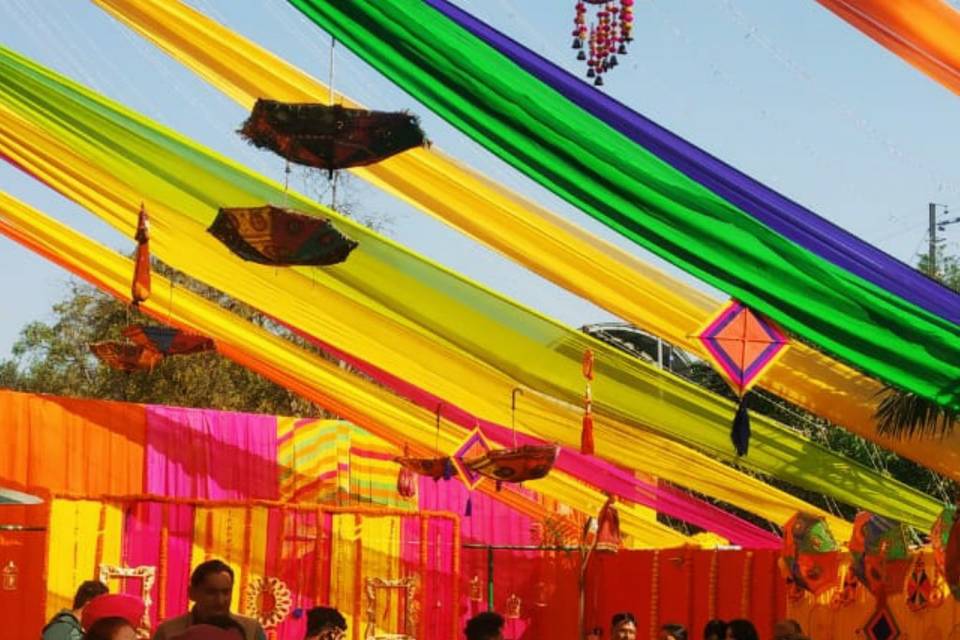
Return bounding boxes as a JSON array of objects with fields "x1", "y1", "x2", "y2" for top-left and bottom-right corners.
[
  {"x1": 0, "y1": 389, "x2": 145, "y2": 495},
  {"x1": 817, "y1": 0, "x2": 960, "y2": 95}
]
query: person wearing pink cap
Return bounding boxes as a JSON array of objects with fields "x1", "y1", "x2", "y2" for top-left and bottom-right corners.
[
  {"x1": 80, "y1": 593, "x2": 146, "y2": 640},
  {"x1": 153, "y1": 560, "x2": 265, "y2": 640},
  {"x1": 42, "y1": 580, "x2": 109, "y2": 640}
]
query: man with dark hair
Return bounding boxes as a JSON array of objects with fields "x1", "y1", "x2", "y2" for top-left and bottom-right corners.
[
  {"x1": 305, "y1": 606, "x2": 347, "y2": 640},
  {"x1": 152, "y1": 559, "x2": 265, "y2": 640},
  {"x1": 464, "y1": 611, "x2": 504, "y2": 640},
  {"x1": 772, "y1": 620, "x2": 803, "y2": 640},
  {"x1": 42, "y1": 580, "x2": 109, "y2": 640}
]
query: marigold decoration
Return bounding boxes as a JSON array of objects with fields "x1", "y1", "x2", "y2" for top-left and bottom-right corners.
[
  {"x1": 240, "y1": 99, "x2": 427, "y2": 175},
  {"x1": 849, "y1": 512, "x2": 912, "y2": 599},
  {"x1": 572, "y1": 1, "x2": 635, "y2": 86},
  {"x1": 780, "y1": 512, "x2": 840, "y2": 596},
  {"x1": 595, "y1": 497, "x2": 621, "y2": 554},
  {"x1": 469, "y1": 575, "x2": 482, "y2": 603},
  {"x1": 697, "y1": 299, "x2": 790, "y2": 456},
  {"x1": 89, "y1": 341, "x2": 164, "y2": 372},
  {"x1": 122, "y1": 324, "x2": 214, "y2": 356},
  {"x1": 581, "y1": 349, "x2": 595, "y2": 455},
  {"x1": 131, "y1": 202, "x2": 151, "y2": 307},
  {"x1": 209, "y1": 205, "x2": 357, "y2": 267},
  {"x1": 243, "y1": 576, "x2": 292, "y2": 630}
]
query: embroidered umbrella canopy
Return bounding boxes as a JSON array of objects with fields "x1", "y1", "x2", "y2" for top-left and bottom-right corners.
[
  {"x1": 849, "y1": 511, "x2": 913, "y2": 598},
  {"x1": 209, "y1": 205, "x2": 357, "y2": 267},
  {"x1": 122, "y1": 324, "x2": 214, "y2": 356},
  {"x1": 89, "y1": 341, "x2": 163, "y2": 372},
  {"x1": 697, "y1": 299, "x2": 790, "y2": 456},
  {"x1": 932, "y1": 504, "x2": 960, "y2": 599},
  {"x1": 464, "y1": 444, "x2": 560, "y2": 483},
  {"x1": 240, "y1": 99, "x2": 426, "y2": 174},
  {"x1": 781, "y1": 512, "x2": 840, "y2": 595}
]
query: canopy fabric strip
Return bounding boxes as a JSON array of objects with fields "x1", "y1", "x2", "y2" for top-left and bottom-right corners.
[
  {"x1": 87, "y1": 0, "x2": 960, "y2": 481},
  {"x1": 817, "y1": 0, "x2": 960, "y2": 96},
  {"x1": 0, "y1": 191, "x2": 691, "y2": 548},
  {"x1": 428, "y1": 0, "x2": 960, "y2": 327},
  {"x1": 0, "y1": 47, "x2": 935, "y2": 531},
  {"x1": 287, "y1": 0, "x2": 960, "y2": 409},
  {"x1": 0, "y1": 108, "x2": 855, "y2": 542}
]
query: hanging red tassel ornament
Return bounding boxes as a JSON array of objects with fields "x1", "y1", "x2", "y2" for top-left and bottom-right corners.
[
  {"x1": 575, "y1": 0, "x2": 633, "y2": 83},
  {"x1": 131, "y1": 202, "x2": 151, "y2": 307},
  {"x1": 595, "y1": 497, "x2": 621, "y2": 553},
  {"x1": 396, "y1": 449, "x2": 417, "y2": 499},
  {"x1": 581, "y1": 349, "x2": 596, "y2": 455}
]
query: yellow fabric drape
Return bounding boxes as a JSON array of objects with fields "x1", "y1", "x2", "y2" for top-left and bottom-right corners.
[
  {"x1": 0, "y1": 89, "x2": 912, "y2": 534},
  {"x1": 87, "y1": 0, "x2": 960, "y2": 482},
  {"x1": 46, "y1": 499, "x2": 123, "y2": 619},
  {"x1": 0, "y1": 191, "x2": 692, "y2": 547}
]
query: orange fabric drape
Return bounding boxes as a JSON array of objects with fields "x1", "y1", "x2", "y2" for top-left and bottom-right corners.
[
  {"x1": 0, "y1": 390, "x2": 145, "y2": 495},
  {"x1": 817, "y1": 0, "x2": 960, "y2": 96}
]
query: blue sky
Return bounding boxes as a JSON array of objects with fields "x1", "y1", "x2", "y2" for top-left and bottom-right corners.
[{"x1": 1, "y1": 0, "x2": 959, "y2": 357}]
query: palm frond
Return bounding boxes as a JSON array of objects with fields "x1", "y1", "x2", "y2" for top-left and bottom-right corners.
[{"x1": 874, "y1": 384, "x2": 959, "y2": 439}]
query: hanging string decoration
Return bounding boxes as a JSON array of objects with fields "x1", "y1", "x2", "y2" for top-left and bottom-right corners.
[
  {"x1": 396, "y1": 445, "x2": 418, "y2": 500},
  {"x1": 131, "y1": 202, "x2": 151, "y2": 307},
  {"x1": 572, "y1": 1, "x2": 634, "y2": 86},
  {"x1": 240, "y1": 99, "x2": 427, "y2": 175},
  {"x1": 581, "y1": 349, "x2": 595, "y2": 455},
  {"x1": 209, "y1": 205, "x2": 357, "y2": 267}
]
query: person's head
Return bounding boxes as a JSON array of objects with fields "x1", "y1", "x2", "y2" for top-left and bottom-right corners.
[
  {"x1": 188, "y1": 560, "x2": 235, "y2": 621},
  {"x1": 82, "y1": 617, "x2": 136, "y2": 640},
  {"x1": 773, "y1": 620, "x2": 802, "y2": 640},
  {"x1": 725, "y1": 620, "x2": 759, "y2": 640},
  {"x1": 73, "y1": 580, "x2": 109, "y2": 612},
  {"x1": 464, "y1": 611, "x2": 505, "y2": 640},
  {"x1": 703, "y1": 620, "x2": 727, "y2": 640},
  {"x1": 305, "y1": 606, "x2": 348, "y2": 640},
  {"x1": 660, "y1": 624, "x2": 687, "y2": 640},
  {"x1": 611, "y1": 612, "x2": 638, "y2": 640}
]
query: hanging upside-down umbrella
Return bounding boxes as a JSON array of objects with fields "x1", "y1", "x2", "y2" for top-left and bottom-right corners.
[
  {"x1": 780, "y1": 512, "x2": 841, "y2": 596},
  {"x1": 89, "y1": 341, "x2": 163, "y2": 372},
  {"x1": 122, "y1": 324, "x2": 215, "y2": 356},
  {"x1": 696, "y1": 299, "x2": 790, "y2": 456},
  {"x1": 208, "y1": 205, "x2": 357, "y2": 267},
  {"x1": 463, "y1": 444, "x2": 560, "y2": 483},
  {"x1": 240, "y1": 99, "x2": 427, "y2": 174},
  {"x1": 849, "y1": 511, "x2": 913, "y2": 598}
]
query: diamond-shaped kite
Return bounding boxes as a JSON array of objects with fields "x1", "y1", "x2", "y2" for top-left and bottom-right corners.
[
  {"x1": 697, "y1": 300, "x2": 789, "y2": 456},
  {"x1": 452, "y1": 427, "x2": 492, "y2": 491}
]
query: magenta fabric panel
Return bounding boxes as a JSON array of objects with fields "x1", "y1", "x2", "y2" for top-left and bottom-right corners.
[
  {"x1": 418, "y1": 476, "x2": 533, "y2": 547},
  {"x1": 121, "y1": 501, "x2": 195, "y2": 628},
  {"x1": 145, "y1": 405, "x2": 279, "y2": 499}
]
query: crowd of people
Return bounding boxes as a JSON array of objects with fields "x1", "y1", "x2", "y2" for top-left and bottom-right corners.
[{"x1": 41, "y1": 558, "x2": 809, "y2": 640}]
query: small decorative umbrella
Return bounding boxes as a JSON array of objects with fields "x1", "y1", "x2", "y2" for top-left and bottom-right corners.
[
  {"x1": 932, "y1": 504, "x2": 960, "y2": 599},
  {"x1": 240, "y1": 99, "x2": 427, "y2": 175},
  {"x1": 780, "y1": 512, "x2": 840, "y2": 596},
  {"x1": 696, "y1": 299, "x2": 790, "y2": 456},
  {"x1": 89, "y1": 341, "x2": 163, "y2": 372},
  {"x1": 849, "y1": 511, "x2": 912, "y2": 598},
  {"x1": 209, "y1": 205, "x2": 357, "y2": 267},
  {"x1": 122, "y1": 324, "x2": 214, "y2": 356}
]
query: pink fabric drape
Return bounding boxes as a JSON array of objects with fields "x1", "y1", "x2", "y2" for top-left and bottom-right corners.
[{"x1": 144, "y1": 405, "x2": 278, "y2": 499}]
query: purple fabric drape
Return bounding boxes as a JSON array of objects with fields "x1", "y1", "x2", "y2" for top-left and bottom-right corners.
[{"x1": 425, "y1": 0, "x2": 960, "y2": 326}]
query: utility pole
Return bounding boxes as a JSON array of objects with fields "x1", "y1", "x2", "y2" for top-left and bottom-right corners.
[{"x1": 930, "y1": 202, "x2": 938, "y2": 277}]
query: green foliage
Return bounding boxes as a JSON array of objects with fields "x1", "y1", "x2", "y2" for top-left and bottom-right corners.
[{"x1": 0, "y1": 273, "x2": 326, "y2": 417}]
